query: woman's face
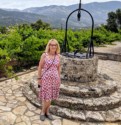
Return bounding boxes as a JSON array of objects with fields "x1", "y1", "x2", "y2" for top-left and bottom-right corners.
[{"x1": 49, "y1": 41, "x2": 57, "y2": 53}]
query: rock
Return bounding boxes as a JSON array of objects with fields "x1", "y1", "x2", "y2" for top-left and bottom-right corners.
[
  {"x1": 16, "y1": 97, "x2": 26, "y2": 102},
  {"x1": 86, "y1": 111, "x2": 104, "y2": 122},
  {"x1": 21, "y1": 116, "x2": 31, "y2": 125},
  {"x1": 25, "y1": 111, "x2": 35, "y2": 117},
  {"x1": 52, "y1": 119, "x2": 62, "y2": 125},
  {"x1": 15, "y1": 116, "x2": 22, "y2": 123},
  {"x1": 15, "y1": 122, "x2": 26, "y2": 125},
  {"x1": 12, "y1": 106, "x2": 27, "y2": 115},
  {"x1": 0, "y1": 119, "x2": 9, "y2": 125},
  {"x1": 0, "y1": 96, "x2": 7, "y2": 103},
  {"x1": 25, "y1": 101, "x2": 36, "y2": 111},
  {"x1": 0, "y1": 112, "x2": 17, "y2": 124},
  {"x1": 63, "y1": 119, "x2": 80, "y2": 125},
  {"x1": 0, "y1": 106, "x2": 11, "y2": 111}
]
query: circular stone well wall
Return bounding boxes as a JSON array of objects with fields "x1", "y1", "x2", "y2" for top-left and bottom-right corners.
[{"x1": 60, "y1": 55, "x2": 98, "y2": 83}]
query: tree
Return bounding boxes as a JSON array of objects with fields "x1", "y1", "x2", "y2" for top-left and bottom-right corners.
[
  {"x1": 0, "y1": 49, "x2": 14, "y2": 78},
  {"x1": 31, "y1": 19, "x2": 51, "y2": 30},
  {"x1": 106, "y1": 12, "x2": 118, "y2": 32},
  {"x1": 116, "y1": 9, "x2": 121, "y2": 29},
  {"x1": 106, "y1": 9, "x2": 121, "y2": 32},
  {"x1": 18, "y1": 24, "x2": 33, "y2": 41},
  {"x1": 0, "y1": 26, "x2": 8, "y2": 34}
]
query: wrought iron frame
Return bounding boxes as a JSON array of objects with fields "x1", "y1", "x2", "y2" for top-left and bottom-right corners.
[{"x1": 62, "y1": 0, "x2": 94, "y2": 58}]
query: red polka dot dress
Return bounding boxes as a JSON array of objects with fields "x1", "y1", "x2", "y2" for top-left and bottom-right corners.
[{"x1": 38, "y1": 53, "x2": 61, "y2": 101}]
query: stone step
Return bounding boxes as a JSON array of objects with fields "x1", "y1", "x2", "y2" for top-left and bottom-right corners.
[
  {"x1": 50, "y1": 105, "x2": 121, "y2": 122},
  {"x1": 30, "y1": 78, "x2": 117, "y2": 98},
  {"x1": 59, "y1": 80, "x2": 117, "y2": 98},
  {"x1": 22, "y1": 85, "x2": 121, "y2": 122},
  {"x1": 22, "y1": 84, "x2": 41, "y2": 108},
  {"x1": 24, "y1": 82, "x2": 121, "y2": 111},
  {"x1": 53, "y1": 91, "x2": 121, "y2": 111}
]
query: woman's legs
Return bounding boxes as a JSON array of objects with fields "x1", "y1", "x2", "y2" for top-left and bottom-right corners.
[
  {"x1": 41, "y1": 100, "x2": 51, "y2": 115},
  {"x1": 41, "y1": 100, "x2": 46, "y2": 115},
  {"x1": 45, "y1": 100, "x2": 51, "y2": 115},
  {"x1": 44, "y1": 100, "x2": 54, "y2": 120}
]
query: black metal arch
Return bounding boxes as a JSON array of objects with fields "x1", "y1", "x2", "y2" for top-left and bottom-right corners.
[{"x1": 62, "y1": 3, "x2": 94, "y2": 58}]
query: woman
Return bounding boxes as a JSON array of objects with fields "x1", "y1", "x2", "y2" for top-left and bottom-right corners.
[{"x1": 37, "y1": 39, "x2": 61, "y2": 121}]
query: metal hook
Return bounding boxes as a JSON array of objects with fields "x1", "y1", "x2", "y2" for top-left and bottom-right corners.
[{"x1": 77, "y1": 0, "x2": 81, "y2": 21}]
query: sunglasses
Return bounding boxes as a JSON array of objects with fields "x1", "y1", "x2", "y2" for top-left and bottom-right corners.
[{"x1": 49, "y1": 43, "x2": 57, "y2": 47}]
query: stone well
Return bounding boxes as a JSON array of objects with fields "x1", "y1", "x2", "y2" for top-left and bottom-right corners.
[
  {"x1": 22, "y1": 54, "x2": 121, "y2": 122},
  {"x1": 60, "y1": 55, "x2": 98, "y2": 83}
]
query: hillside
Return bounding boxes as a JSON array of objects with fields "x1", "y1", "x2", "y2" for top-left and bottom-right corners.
[{"x1": 0, "y1": 1, "x2": 121, "y2": 28}]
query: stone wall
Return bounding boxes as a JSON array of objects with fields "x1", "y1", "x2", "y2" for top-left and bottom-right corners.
[
  {"x1": 95, "y1": 52, "x2": 121, "y2": 62},
  {"x1": 60, "y1": 55, "x2": 98, "y2": 83}
]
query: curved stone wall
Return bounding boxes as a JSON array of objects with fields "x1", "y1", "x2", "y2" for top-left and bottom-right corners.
[
  {"x1": 60, "y1": 55, "x2": 98, "y2": 83},
  {"x1": 95, "y1": 52, "x2": 121, "y2": 62}
]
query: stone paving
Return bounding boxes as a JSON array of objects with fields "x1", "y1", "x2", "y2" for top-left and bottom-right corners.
[{"x1": 0, "y1": 42, "x2": 121, "y2": 125}]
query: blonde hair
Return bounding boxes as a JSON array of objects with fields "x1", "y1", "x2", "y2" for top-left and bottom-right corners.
[{"x1": 45, "y1": 39, "x2": 60, "y2": 54}]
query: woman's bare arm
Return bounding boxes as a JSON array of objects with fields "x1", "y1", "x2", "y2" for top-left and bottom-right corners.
[
  {"x1": 57, "y1": 54, "x2": 61, "y2": 78},
  {"x1": 38, "y1": 53, "x2": 45, "y2": 83}
]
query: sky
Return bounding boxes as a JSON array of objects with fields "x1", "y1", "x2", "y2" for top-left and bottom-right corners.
[{"x1": 0, "y1": 0, "x2": 121, "y2": 10}]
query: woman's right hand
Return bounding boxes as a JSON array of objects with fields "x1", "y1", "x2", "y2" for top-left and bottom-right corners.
[{"x1": 38, "y1": 79, "x2": 42, "y2": 87}]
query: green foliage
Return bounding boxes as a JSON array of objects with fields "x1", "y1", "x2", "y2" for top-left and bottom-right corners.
[
  {"x1": 18, "y1": 24, "x2": 33, "y2": 41},
  {"x1": 0, "y1": 26, "x2": 8, "y2": 34},
  {"x1": 31, "y1": 19, "x2": 51, "y2": 30},
  {"x1": 5, "y1": 31, "x2": 22, "y2": 59},
  {"x1": 19, "y1": 35, "x2": 41, "y2": 64},
  {"x1": 0, "y1": 18, "x2": 121, "y2": 78},
  {"x1": 0, "y1": 49, "x2": 14, "y2": 78},
  {"x1": 92, "y1": 26, "x2": 121, "y2": 45},
  {"x1": 116, "y1": 9, "x2": 121, "y2": 29},
  {"x1": 106, "y1": 9, "x2": 121, "y2": 32},
  {"x1": 107, "y1": 12, "x2": 118, "y2": 32}
]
